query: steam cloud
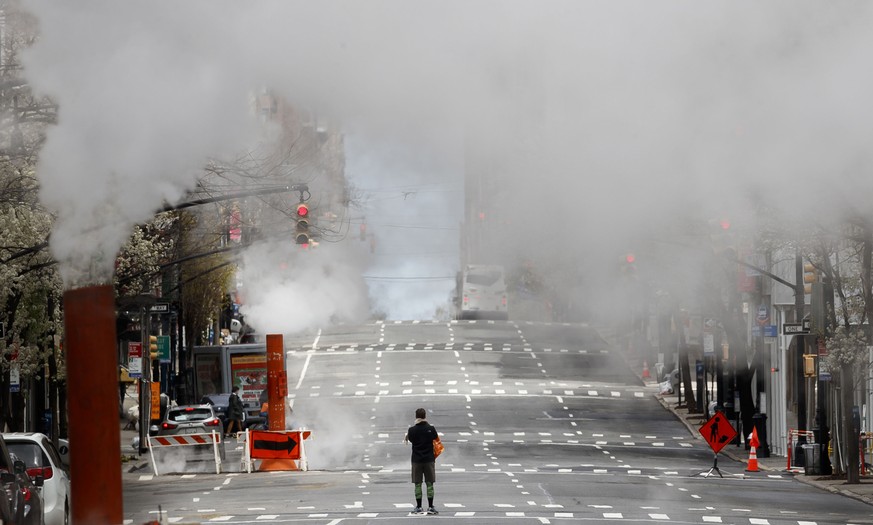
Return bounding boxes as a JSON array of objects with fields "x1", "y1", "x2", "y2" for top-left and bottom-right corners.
[{"x1": 20, "y1": 0, "x2": 873, "y2": 316}]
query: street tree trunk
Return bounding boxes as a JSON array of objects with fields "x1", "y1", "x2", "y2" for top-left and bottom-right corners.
[{"x1": 841, "y1": 363, "x2": 860, "y2": 483}]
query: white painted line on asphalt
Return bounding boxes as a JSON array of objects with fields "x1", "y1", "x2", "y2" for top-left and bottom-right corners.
[
  {"x1": 138, "y1": 474, "x2": 153, "y2": 481},
  {"x1": 604, "y1": 513, "x2": 623, "y2": 519},
  {"x1": 455, "y1": 512, "x2": 475, "y2": 517},
  {"x1": 749, "y1": 519, "x2": 769, "y2": 525},
  {"x1": 555, "y1": 512, "x2": 574, "y2": 518},
  {"x1": 296, "y1": 352, "x2": 312, "y2": 390},
  {"x1": 649, "y1": 514, "x2": 669, "y2": 520},
  {"x1": 256, "y1": 516, "x2": 279, "y2": 520},
  {"x1": 702, "y1": 517, "x2": 722, "y2": 522}
]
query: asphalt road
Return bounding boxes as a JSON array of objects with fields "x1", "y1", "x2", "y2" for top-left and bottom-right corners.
[{"x1": 122, "y1": 321, "x2": 873, "y2": 524}]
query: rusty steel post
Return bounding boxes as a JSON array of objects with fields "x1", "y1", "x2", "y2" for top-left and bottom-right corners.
[
  {"x1": 266, "y1": 334, "x2": 286, "y2": 430},
  {"x1": 64, "y1": 285, "x2": 122, "y2": 524}
]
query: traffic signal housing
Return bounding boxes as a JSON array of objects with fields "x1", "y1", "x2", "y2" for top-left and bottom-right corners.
[
  {"x1": 148, "y1": 335, "x2": 158, "y2": 359},
  {"x1": 295, "y1": 202, "x2": 310, "y2": 246},
  {"x1": 803, "y1": 262, "x2": 818, "y2": 295},
  {"x1": 621, "y1": 253, "x2": 637, "y2": 278}
]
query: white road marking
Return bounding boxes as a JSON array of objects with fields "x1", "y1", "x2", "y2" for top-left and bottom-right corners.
[
  {"x1": 604, "y1": 513, "x2": 623, "y2": 518},
  {"x1": 256, "y1": 516, "x2": 279, "y2": 520},
  {"x1": 296, "y1": 352, "x2": 313, "y2": 390}
]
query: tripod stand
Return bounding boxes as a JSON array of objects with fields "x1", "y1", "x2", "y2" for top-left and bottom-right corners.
[{"x1": 697, "y1": 452, "x2": 725, "y2": 478}]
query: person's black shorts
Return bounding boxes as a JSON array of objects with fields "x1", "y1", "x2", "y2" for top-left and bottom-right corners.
[{"x1": 411, "y1": 462, "x2": 436, "y2": 483}]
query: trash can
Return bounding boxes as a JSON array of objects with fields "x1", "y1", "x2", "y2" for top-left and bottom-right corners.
[{"x1": 803, "y1": 444, "x2": 820, "y2": 475}]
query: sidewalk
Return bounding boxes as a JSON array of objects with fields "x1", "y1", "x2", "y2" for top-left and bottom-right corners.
[{"x1": 634, "y1": 361, "x2": 873, "y2": 506}]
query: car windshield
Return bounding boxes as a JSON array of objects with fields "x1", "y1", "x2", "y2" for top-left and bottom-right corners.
[
  {"x1": 203, "y1": 394, "x2": 230, "y2": 406},
  {"x1": 167, "y1": 408, "x2": 213, "y2": 422},
  {"x1": 466, "y1": 272, "x2": 502, "y2": 287},
  {"x1": 6, "y1": 442, "x2": 44, "y2": 467}
]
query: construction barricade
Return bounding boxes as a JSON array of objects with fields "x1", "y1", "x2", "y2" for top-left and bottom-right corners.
[
  {"x1": 786, "y1": 429, "x2": 815, "y2": 471},
  {"x1": 242, "y1": 428, "x2": 312, "y2": 473},
  {"x1": 147, "y1": 431, "x2": 223, "y2": 476},
  {"x1": 861, "y1": 432, "x2": 873, "y2": 475}
]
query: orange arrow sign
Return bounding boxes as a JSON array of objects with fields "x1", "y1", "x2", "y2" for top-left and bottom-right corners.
[{"x1": 249, "y1": 430, "x2": 312, "y2": 460}]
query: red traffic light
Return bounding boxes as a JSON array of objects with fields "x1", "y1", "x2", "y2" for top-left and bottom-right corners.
[
  {"x1": 296, "y1": 203, "x2": 309, "y2": 218},
  {"x1": 625, "y1": 254, "x2": 635, "y2": 264},
  {"x1": 719, "y1": 219, "x2": 730, "y2": 230}
]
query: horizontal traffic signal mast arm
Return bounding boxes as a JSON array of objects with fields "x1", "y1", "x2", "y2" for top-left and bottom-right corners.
[
  {"x1": 655, "y1": 239, "x2": 796, "y2": 290},
  {"x1": 159, "y1": 184, "x2": 308, "y2": 213}
]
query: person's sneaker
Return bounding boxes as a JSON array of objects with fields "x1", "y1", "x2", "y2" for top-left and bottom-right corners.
[
  {"x1": 427, "y1": 507, "x2": 439, "y2": 515},
  {"x1": 412, "y1": 506, "x2": 423, "y2": 514}
]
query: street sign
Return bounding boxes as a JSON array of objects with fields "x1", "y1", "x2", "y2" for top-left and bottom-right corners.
[
  {"x1": 128, "y1": 341, "x2": 143, "y2": 378},
  {"x1": 819, "y1": 371, "x2": 832, "y2": 381},
  {"x1": 756, "y1": 304, "x2": 769, "y2": 326},
  {"x1": 150, "y1": 382, "x2": 161, "y2": 420},
  {"x1": 157, "y1": 335, "x2": 171, "y2": 363},
  {"x1": 802, "y1": 318, "x2": 811, "y2": 331},
  {"x1": 9, "y1": 363, "x2": 19, "y2": 393},
  {"x1": 782, "y1": 323, "x2": 810, "y2": 335},
  {"x1": 150, "y1": 303, "x2": 170, "y2": 313},
  {"x1": 248, "y1": 430, "x2": 311, "y2": 460},
  {"x1": 753, "y1": 325, "x2": 778, "y2": 337},
  {"x1": 699, "y1": 413, "x2": 738, "y2": 454}
]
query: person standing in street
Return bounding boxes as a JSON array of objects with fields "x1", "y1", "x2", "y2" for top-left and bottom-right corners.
[
  {"x1": 404, "y1": 407, "x2": 439, "y2": 515},
  {"x1": 226, "y1": 385, "x2": 245, "y2": 437}
]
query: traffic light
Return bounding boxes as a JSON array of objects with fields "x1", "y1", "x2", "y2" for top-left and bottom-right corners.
[
  {"x1": 803, "y1": 262, "x2": 818, "y2": 295},
  {"x1": 709, "y1": 217, "x2": 736, "y2": 258},
  {"x1": 621, "y1": 253, "x2": 637, "y2": 278},
  {"x1": 148, "y1": 335, "x2": 158, "y2": 359},
  {"x1": 295, "y1": 202, "x2": 310, "y2": 246},
  {"x1": 803, "y1": 354, "x2": 816, "y2": 377}
]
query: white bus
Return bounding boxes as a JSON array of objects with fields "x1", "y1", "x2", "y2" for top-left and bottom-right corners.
[{"x1": 458, "y1": 264, "x2": 509, "y2": 320}]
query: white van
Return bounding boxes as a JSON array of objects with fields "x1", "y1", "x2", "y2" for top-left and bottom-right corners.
[{"x1": 459, "y1": 265, "x2": 509, "y2": 320}]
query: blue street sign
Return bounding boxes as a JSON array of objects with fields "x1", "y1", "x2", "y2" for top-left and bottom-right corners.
[{"x1": 752, "y1": 325, "x2": 778, "y2": 337}]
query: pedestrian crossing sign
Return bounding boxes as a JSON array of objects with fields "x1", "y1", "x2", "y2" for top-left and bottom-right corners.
[{"x1": 699, "y1": 413, "x2": 737, "y2": 454}]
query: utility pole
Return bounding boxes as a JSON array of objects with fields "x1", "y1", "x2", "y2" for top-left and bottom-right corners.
[
  {"x1": 811, "y1": 281, "x2": 832, "y2": 474},
  {"x1": 794, "y1": 250, "x2": 807, "y2": 466}
]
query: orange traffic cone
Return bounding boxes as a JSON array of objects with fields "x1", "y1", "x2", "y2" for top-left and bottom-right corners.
[
  {"x1": 642, "y1": 361, "x2": 651, "y2": 379},
  {"x1": 746, "y1": 427, "x2": 760, "y2": 472}
]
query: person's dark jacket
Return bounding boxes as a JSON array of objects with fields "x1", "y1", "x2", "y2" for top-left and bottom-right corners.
[
  {"x1": 406, "y1": 420, "x2": 438, "y2": 463},
  {"x1": 228, "y1": 392, "x2": 245, "y2": 420}
]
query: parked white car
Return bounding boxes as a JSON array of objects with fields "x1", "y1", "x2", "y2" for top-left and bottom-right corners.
[{"x1": 4, "y1": 433, "x2": 70, "y2": 525}]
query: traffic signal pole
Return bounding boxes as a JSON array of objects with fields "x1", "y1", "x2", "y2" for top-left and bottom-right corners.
[{"x1": 794, "y1": 251, "x2": 808, "y2": 466}]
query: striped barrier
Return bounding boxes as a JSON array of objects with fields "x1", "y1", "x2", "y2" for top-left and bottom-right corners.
[{"x1": 147, "y1": 431, "x2": 222, "y2": 475}]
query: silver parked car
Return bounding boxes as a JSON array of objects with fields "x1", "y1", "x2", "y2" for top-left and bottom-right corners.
[
  {"x1": 157, "y1": 405, "x2": 225, "y2": 460},
  {"x1": 159, "y1": 405, "x2": 223, "y2": 436}
]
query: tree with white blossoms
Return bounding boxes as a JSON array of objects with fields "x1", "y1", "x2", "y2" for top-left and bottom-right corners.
[
  {"x1": 0, "y1": 163, "x2": 63, "y2": 433},
  {"x1": 823, "y1": 325, "x2": 868, "y2": 483}
]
